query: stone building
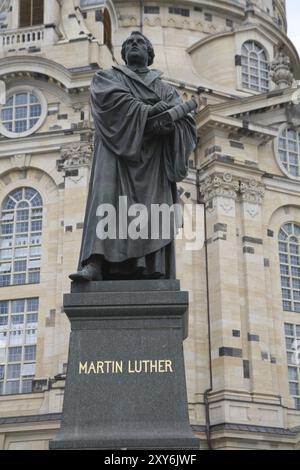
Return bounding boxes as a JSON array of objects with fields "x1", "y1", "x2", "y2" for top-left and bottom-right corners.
[{"x1": 0, "y1": 0, "x2": 299, "y2": 450}]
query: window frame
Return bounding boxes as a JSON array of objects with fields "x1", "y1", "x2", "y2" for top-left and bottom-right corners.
[
  {"x1": 284, "y1": 322, "x2": 300, "y2": 410},
  {"x1": 275, "y1": 123, "x2": 300, "y2": 181},
  {"x1": 0, "y1": 187, "x2": 43, "y2": 288},
  {"x1": 279, "y1": 223, "x2": 300, "y2": 313},
  {"x1": 19, "y1": 0, "x2": 44, "y2": 28},
  {"x1": 0, "y1": 86, "x2": 47, "y2": 139},
  {"x1": 0, "y1": 298, "x2": 39, "y2": 396},
  {"x1": 240, "y1": 40, "x2": 270, "y2": 93},
  {"x1": 234, "y1": 33, "x2": 274, "y2": 95}
]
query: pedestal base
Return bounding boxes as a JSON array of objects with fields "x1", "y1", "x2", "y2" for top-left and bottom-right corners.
[{"x1": 50, "y1": 280, "x2": 199, "y2": 450}]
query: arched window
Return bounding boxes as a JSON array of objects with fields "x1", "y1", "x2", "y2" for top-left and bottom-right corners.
[
  {"x1": 241, "y1": 41, "x2": 269, "y2": 92},
  {"x1": 279, "y1": 223, "x2": 300, "y2": 312},
  {"x1": 278, "y1": 126, "x2": 300, "y2": 179},
  {"x1": 0, "y1": 188, "x2": 43, "y2": 287},
  {"x1": 19, "y1": 0, "x2": 44, "y2": 28}
]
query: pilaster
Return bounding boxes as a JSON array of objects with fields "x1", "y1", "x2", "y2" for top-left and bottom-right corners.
[
  {"x1": 239, "y1": 177, "x2": 276, "y2": 397},
  {"x1": 201, "y1": 172, "x2": 244, "y2": 392}
]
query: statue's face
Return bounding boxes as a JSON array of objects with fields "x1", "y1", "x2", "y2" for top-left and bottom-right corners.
[{"x1": 124, "y1": 34, "x2": 148, "y2": 66}]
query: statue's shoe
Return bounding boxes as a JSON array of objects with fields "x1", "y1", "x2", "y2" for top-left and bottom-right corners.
[{"x1": 69, "y1": 264, "x2": 99, "y2": 282}]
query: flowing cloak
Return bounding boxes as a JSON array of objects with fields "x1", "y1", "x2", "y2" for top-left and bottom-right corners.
[{"x1": 78, "y1": 65, "x2": 197, "y2": 271}]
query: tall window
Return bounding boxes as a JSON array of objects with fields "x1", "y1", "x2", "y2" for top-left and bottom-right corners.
[
  {"x1": 279, "y1": 223, "x2": 300, "y2": 312},
  {"x1": 284, "y1": 323, "x2": 300, "y2": 410},
  {"x1": 241, "y1": 41, "x2": 269, "y2": 92},
  {"x1": 278, "y1": 127, "x2": 300, "y2": 178},
  {"x1": 0, "y1": 188, "x2": 43, "y2": 287},
  {"x1": 103, "y1": 8, "x2": 112, "y2": 51},
  {"x1": 0, "y1": 298, "x2": 39, "y2": 395},
  {"x1": 19, "y1": 0, "x2": 44, "y2": 28}
]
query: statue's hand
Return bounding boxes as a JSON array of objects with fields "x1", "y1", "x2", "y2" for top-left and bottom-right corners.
[
  {"x1": 148, "y1": 101, "x2": 170, "y2": 117},
  {"x1": 151, "y1": 120, "x2": 175, "y2": 135}
]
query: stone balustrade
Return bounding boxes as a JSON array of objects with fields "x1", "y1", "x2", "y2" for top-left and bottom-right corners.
[{"x1": 0, "y1": 26, "x2": 44, "y2": 51}]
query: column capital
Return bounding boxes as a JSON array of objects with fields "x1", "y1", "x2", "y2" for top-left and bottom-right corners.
[
  {"x1": 58, "y1": 141, "x2": 93, "y2": 176},
  {"x1": 240, "y1": 179, "x2": 265, "y2": 205},
  {"x1": 200, "y1": 172, "x2": 239, "y2": 204}
]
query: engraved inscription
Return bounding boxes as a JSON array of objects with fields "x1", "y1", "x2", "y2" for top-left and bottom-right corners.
[{"x1": 79, "y1": 360, "x2": 174, "y2": 375}]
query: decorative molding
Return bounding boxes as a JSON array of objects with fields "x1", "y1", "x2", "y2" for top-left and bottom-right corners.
[
  {"x1": 58, "y1": 141, "x2": 93, "y2": 176},
  {"x1": 270, "y1": 52, "x2": 294, "y2": 89},
  {"x1": 201, "y1": 174, "x2": 265, "y2": 218},
  {"x1": 200, "y1": 172, "x2": 239, "y2": 204},
  {"x1": 240, "y1": 179, "x2": 265, "y2": 204}
]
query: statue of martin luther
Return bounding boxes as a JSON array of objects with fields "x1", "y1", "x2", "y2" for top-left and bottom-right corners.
[{"x1": 70, "y1": 31, "x2": 197, "y2": 282}]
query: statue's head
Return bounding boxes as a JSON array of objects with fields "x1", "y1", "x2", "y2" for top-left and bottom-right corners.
[{"x1": 121, "y1": 31, "x2": 155, "y2": 67}]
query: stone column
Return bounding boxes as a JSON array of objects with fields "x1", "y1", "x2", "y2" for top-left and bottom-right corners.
[
  {"x1": 239, "y1": 178, "x2": 276, "y2": 397},
  {"x1": 43, "y1": 0, "x2": 60, "y2": 45},
  {"x1": 10, "y1": 0, "x2": 19, "y2": 30},
  {"x1": 58, "y1": 141, "x2": 93, "y2": 271},
  {"x1": 200, "y1": 172, "x2": 245, "y2": 394},
  {"x1": 54, "y1": 140, "x2": 93, "y2": 375},
  {"x1": 44, "y1": 0, "x2": 61, "y2": 25}
]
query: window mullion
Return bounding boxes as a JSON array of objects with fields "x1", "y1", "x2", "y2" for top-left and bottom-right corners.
[
  {"x1": 30, "y1": 0, "x2": 33, "y2": 27},
  {"x1": 26, "y1": 92, "x2": 30, "y2": 132},
  {"x1": 12, "y1": 94, "x2": 16, "y2": 133},
  {"x1": 12, "y1": 202, "x2": 16, "y2": 286},
  {"x1": 287, "y1": 241, "x2": 291, "y2": 309},
  {"x1": 27, "y1": 204, "x2": 32, "y2": 284}
]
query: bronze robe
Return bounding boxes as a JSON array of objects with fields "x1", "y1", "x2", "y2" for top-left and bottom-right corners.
[{"x1": 78, "y1": 65, "x2": 197, "y2": 279}]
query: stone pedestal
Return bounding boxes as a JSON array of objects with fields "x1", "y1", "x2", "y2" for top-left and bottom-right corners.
[{"x1": 50, "y1": 280, "x2": 199, "y2": 450}]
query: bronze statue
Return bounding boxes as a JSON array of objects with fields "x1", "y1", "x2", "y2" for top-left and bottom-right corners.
[{"x1": 70, "y1": 31, "x2": 197, "y2": 282}]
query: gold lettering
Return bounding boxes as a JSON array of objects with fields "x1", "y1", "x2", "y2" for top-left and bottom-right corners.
[
  {"x1": 79, "y1": 362, "x2": 88, "y2": 374},
  {"x1": 149, "y1": 360, "x2": 158, "y2": 373},
  {"x1": 79, "y1": 359, "x2": 173, "y2": 374},
  {"x1": 88, "y1": 362, "x2": 96, "y2": 374}
]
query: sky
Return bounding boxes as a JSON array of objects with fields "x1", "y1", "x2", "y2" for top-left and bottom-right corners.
[{"x1": 286, "y1": 0, "x2": 300, "y2": 54}]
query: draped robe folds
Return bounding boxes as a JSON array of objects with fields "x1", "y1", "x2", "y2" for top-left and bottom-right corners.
[{"x1": 78, "y1": 65, "x2": 197, "y2": 279}]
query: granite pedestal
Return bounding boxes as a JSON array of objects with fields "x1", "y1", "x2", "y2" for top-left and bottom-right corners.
[{"x1": 50, "y1": 280, "x2": 199, "y2": 450}]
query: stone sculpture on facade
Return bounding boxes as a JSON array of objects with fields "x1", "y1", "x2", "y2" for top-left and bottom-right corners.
[{"x1": 270, "y1": 50, "x2": 294, "y2": 89}]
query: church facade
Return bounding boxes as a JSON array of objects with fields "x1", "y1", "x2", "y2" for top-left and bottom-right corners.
[{"x1": 0, "y1": 0, "x2": 299, "y2": 450}]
